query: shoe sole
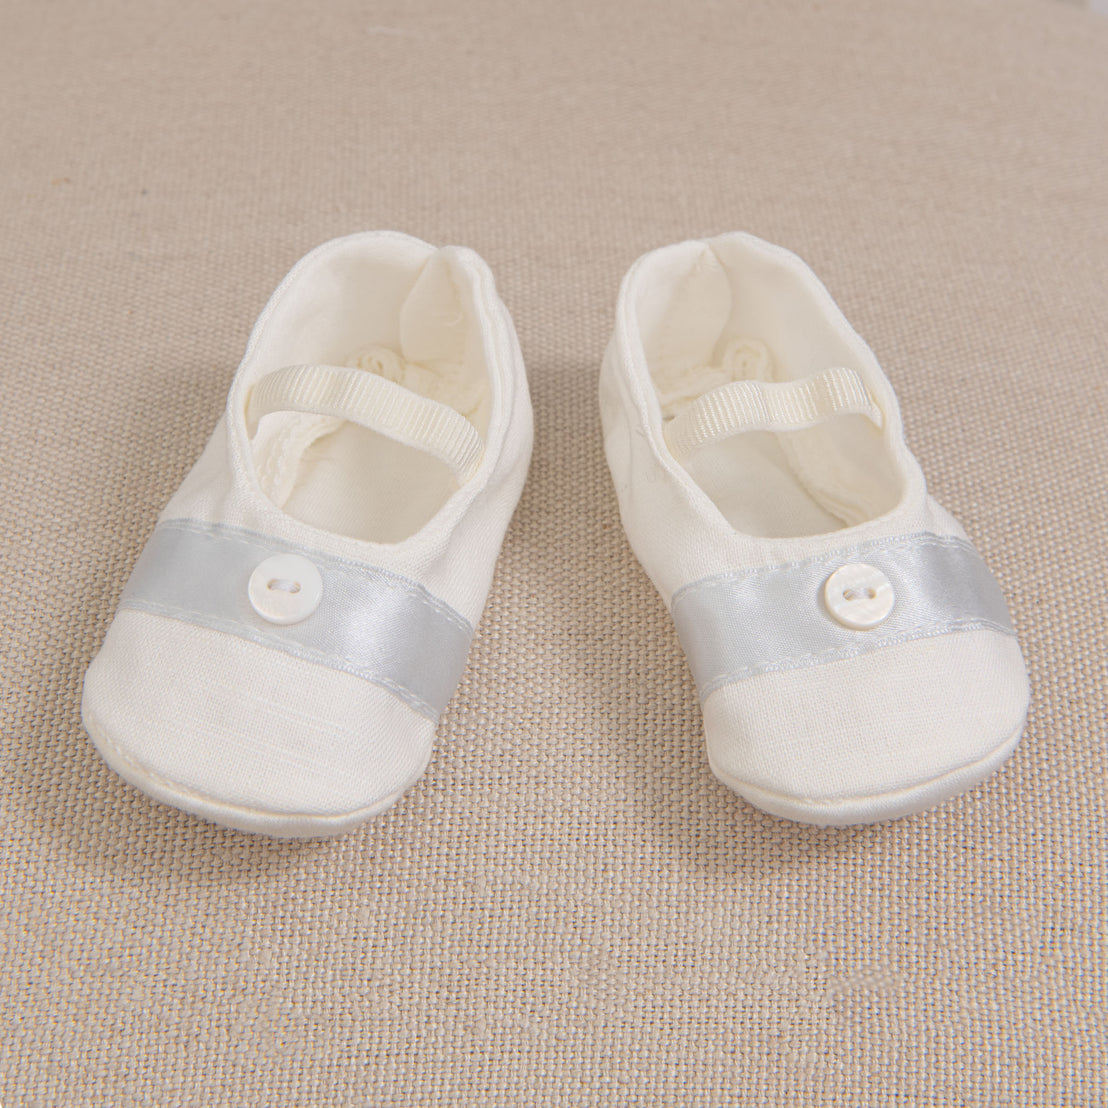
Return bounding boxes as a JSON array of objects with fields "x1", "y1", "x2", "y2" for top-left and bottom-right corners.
[
  {"x1": 709, "y1": 720, "x2": 1025, "y2": 827},
  {"x1": 83, "y1": 701, "x2": 427, "y2": 839}
]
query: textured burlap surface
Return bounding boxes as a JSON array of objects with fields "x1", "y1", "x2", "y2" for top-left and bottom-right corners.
[{"x1": 1, "y1": 1, "x2": 1105, "y2": 1104}]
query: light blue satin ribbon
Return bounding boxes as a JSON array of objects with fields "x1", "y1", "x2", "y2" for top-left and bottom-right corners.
[
  {"x1": 670, "y1": 533, "x2": 1016, "y2": 701},
  {"x1": 118, "y1": 519, "x2": 474, "y2": 719}
]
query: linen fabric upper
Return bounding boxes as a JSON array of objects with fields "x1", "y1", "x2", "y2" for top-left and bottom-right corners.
[
  {"x1": 599, "y1": 232, "x2": 1030, "y2": 826},
  {"x1": 82, "y1": 232, "x2": 533, "y2": 837}
]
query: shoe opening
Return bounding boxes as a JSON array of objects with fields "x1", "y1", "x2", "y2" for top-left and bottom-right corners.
[
  {"x1": 246, "y1": 240, "x2": 492, "y2": 543},
  {"x1": 632, "y1": 237, "x2": 905, "y2": 539}
]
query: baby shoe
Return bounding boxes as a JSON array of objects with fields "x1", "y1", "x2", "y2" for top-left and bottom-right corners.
[
  {"x1": 83, "y1": 232, "x2": 532, "y2": 837},
  {"x1": 600, "y1": 232, "x2": 1029, "y2": 826}
]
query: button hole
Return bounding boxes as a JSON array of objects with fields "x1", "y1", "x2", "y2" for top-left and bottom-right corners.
[
  {"x1": 843, "y1": 587, "x2": 877, "y2": 602},
  {"x1": 267, "y1": 578, "x2": 301, "y2": 594}
]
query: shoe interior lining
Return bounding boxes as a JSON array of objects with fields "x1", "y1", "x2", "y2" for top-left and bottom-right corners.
[
  {"x1": 634, "y1": 239, "x2": 904, "y2": 539},
  {"x1": 246, "y1": 242, "x2": 492, "y2": 544}
]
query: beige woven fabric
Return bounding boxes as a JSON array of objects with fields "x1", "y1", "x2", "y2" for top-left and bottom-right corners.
[{"x1": 2, "y1": 0, "x2": 1105, "y2": 1104}]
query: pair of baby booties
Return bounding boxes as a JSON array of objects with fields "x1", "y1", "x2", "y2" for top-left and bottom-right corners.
[{"x1": 82, "y1": 231, "x2": 1030, "y2": 838}]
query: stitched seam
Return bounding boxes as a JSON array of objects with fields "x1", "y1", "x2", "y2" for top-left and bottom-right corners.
[
  {"x1": 712, "y1": 721, "x2": 1022, "y2": 810},
  {"x1": 118, "y1": 598, "x2": 441, "y2": 720},
  {"x1": 155, "y1": 518, "x2": 472, "y2": 633},
  {"x1": 697, "y1": 618, "x2": 1016, "y2": 701},
  {"x1": 84, "y1": 697, "x2": 414, "y2": 823}
]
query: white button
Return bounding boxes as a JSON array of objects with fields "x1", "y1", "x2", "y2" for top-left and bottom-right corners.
[
  {"x1": 248, "y1": 554, "x2": 323, "y2": 625},
  {"x1": 822, "y1": 562, "x2": 895, "y2": 630}
]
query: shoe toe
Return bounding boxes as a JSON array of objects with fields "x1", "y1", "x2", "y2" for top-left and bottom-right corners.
[
  {"x1": 82, "y1": 610, "x2": 436, "y2": 837},
  {"x1": 702, "y1": 628, "x2": 1029, "y2": 826}
]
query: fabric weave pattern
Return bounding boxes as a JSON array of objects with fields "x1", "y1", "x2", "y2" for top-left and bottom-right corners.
[{"x1": 0, "y1": 0, "x2": 1105, "y2": 1104}]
